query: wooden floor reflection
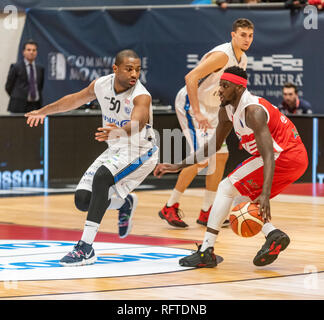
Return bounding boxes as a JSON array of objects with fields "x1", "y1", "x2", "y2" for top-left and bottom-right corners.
[{"x1": 0, "y1": 188, "x2": 323, "y2": 300}]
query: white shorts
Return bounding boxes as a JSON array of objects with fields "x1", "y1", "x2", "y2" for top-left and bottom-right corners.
[
  {"x1": 175, "y1": 87, "x2": 228, "y2": 154},
  {"x1": 76, "y1": 144, "x2": 159, "y2": 199}
]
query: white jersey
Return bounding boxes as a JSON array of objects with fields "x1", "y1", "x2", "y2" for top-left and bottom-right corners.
[
  {"x1": 94, "y1": 74, "x2": 155, "y2": 149},
  {"x1": 198, "y1": 42, "x2": 248, "y2": 110}
]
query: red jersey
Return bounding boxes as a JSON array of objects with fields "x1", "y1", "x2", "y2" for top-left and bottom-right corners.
[{"x1": 225, "y1": 90, "x2": 303, "y2": 156}]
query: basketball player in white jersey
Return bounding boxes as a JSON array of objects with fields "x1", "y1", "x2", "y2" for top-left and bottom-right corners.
[
  {"x1": 158, "y1": 19, "x2": 254, "y2": 228},
  {"x1": 25, "y1": 49, "x2": 158, "y2": 266}
]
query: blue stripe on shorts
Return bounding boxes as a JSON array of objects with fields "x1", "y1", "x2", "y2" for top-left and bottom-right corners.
[{"x1": 114, "y1": 145, "x2": 158, "y2": 183}]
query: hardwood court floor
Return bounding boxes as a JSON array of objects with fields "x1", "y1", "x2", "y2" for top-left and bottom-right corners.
[{"x1": 0, "y1": 188, "x2": 323, "y2": 300}]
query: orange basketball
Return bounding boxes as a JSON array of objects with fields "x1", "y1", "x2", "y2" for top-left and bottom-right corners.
[{"x1": 229, "y1": 202, "x2": 263, "y2": 237}]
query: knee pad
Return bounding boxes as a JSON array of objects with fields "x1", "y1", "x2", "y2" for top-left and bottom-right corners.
[
  {"x1": 74, "y1": 189, "x2": 91, "y2": 212},
  {"x1": 92, "y1": 165, "x2": 115, "y2": 193},
  {"x1": 218, "y1": 177, "x2": 239, "y2": 198}
]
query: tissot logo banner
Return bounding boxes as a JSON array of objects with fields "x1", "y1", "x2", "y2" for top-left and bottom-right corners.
[
  {"x1": 0, "y1": 241, "x2": 192, "y2": 281},
  {"x1": 20, "y1": 8, "x2": 324, "y2": 112}
]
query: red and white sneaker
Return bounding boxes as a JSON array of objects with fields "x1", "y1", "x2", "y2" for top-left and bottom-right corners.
[
  {"x1": 197, "y1": 207, "x2": 230, "y2": 227},
  {"x1": 158, "y1": 203, "x2": 188, "y2": 228},
  {"x1": 196, "y1": 207, "x2": 211, "y2": 226}
]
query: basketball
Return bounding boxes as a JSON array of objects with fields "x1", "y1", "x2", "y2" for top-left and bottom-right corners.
[{"x1": 230, "y1": 202, "x2": 263, "y2": 237}]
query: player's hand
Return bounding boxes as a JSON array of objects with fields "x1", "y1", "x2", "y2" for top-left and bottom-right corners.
[
  {"x1": 253, "y1": 193, "x2": 271, "y2": 223},
  {"x1": 195, "y1": 112, "x2": 212, "y2": 132},
  {"x1": 95, "y1": 123, "x2": 120, "y2": 141},
  {"x1": 153, "y1": 163, "x2": 183, "y2": 178},
  {"x1": 25, "y1": 110, "x2": 46, "y2": 127}
]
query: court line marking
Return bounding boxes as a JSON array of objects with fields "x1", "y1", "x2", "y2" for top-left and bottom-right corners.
[
  {"x1": 2, "y1": 270, "x2": 323, "y2": 299},
  {"x1": 0, "y1": 244, "x2": 195, "y2": 283},
  {"x1": 0, "y1": 222, "x2": 198, "y2": 245},
  {"x1": 0, "y1": 245, "x2": 159, "y2": 259}
]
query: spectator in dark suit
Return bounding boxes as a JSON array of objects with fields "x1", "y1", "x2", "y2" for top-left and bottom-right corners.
[
  {"x1": 279, "y1": 82, "x2": 312, "y2": 115},
  {"x1": 5, "y1": 39, "x2": 44, "y2": 113}
]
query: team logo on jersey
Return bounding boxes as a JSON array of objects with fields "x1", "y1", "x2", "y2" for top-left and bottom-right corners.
[
  {"x1": 280, "y1": 115, "x2": 288, "y2": 124},
  {"x1": 292, "y1": 127, "x2": 300, "y2": 139},
  {"x1": 0, "y1": 240, "x2": 193, "y2": 281},
  {"x1": 124, "y1": 106, "x2": 132, "y2": 115}
]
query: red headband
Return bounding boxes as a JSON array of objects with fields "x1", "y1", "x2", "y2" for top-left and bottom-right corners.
[{"x1": 220, "y1": 73, "x2": 247, "y2": 88}]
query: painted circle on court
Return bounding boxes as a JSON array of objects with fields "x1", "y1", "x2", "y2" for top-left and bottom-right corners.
[{"x1": 0, "y1": 240, "x2": 194, "y2": 281}]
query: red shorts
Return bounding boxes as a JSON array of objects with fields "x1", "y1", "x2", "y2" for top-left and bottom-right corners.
[{"x1": 228, "y1": 144, "x2": 308, "y2": 201}]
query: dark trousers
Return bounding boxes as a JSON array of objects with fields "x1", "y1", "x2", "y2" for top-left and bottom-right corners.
[{"x1": 25, "y1": 100, "x2": 41, "y2": 113}]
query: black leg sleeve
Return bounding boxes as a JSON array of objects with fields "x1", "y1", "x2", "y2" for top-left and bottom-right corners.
[{"x1": 86, "y1": 165, "x2": 114, "y2": 224}]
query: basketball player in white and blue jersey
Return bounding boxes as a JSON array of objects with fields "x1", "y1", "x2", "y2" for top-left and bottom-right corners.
[
  {"x1": 25, "y1": 50, "x2": 158, "y2": 266},
  {"x1": 159, "y1": 19, "x2": 254, "y2": 228}
]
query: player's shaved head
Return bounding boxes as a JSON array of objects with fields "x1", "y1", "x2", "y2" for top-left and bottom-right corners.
[{"x1": 115, "y1": 49, "x2": 140, "y2": 66}]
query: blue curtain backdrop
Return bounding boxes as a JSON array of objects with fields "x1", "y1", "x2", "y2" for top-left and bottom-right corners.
[{"x1": 19, "y1": 8, "x2": 324, "y2": 113}]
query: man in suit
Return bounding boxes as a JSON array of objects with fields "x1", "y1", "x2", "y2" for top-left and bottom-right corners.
[{"x1": 5, "y1": 39, "x2": 44, "y2": 113}]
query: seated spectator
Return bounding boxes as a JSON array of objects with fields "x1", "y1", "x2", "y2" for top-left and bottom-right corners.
[
  {"x1": 216, "y1": 0, "x2": 260, "y2": 9},
  {"x1": 263, "y1": 0, "x2": 308, "y2": 9},
  {"x1": 285, "y1": 0, "x2": 308, "y2": 9},
  {"x1": 279, "y1": 83, "x2": 312, "y2": 115}
]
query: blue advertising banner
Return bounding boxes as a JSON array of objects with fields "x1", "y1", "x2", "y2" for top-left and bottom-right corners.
[
  {"x1": 19, "y1": 7, "x2": 324, "y2": 113},
  {"x1": 0, "y1": 0, "x2": 193, "y2": 10}
]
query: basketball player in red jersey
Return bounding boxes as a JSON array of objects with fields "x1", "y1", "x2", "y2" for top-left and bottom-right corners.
[{"x1": 154, "y1": 66, "x2": 308, "y2": 267}]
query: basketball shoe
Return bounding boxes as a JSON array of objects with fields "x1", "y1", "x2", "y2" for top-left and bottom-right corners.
[
  {"x1": 253, "y1": 229, "x2": 290, "y2": 266},
  {"x1": 158, "y1": 203, "x2": 188, "y2": 228},
  {"x1": 118, "y1": 193, "x2": 138, "y2": 238},
  {"x1": 179, "y1": 244, "x2": 217, "y2": 268},
  {"x1": 196, "y1": 207, "x2": 211, "y2": 226},
  {"x1": 60, "y1": 240, "x2": 96, "y2": 267},
  {"x1": 196, "y1": 207, "x2": 230, "y2": 228}
]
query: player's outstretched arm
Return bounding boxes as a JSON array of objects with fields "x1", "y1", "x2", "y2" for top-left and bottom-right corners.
[
  {"x1": 154, "y1": 108, "x2": 233, "y2": 178},
  {"x1": 25, "y1": 80, "x2": 97, "y2": 127}
]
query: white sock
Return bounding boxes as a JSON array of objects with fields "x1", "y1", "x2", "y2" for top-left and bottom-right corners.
[
  {"x1": 107, "y1": 195, "x2": 125, "y2": 210},
  {"x1": 81, "y1": 220, "x2": 100, "y2": 245},
  {"x1": 201, "y1": 190, "x2": 216, "y2": 211},
  {"x1": 201, "y1": 232, "x2": 217, "y2": 251},
  {"x1": 200, "y1": 178, "x2": 239, "y2": 251},
  {"x1": 262, "y1": 222, "x2": 276, "y2": 237},
  {"x1": 167, "y1": 189, "x2": 183, "y2": 207}
]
